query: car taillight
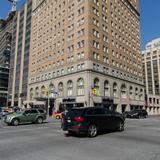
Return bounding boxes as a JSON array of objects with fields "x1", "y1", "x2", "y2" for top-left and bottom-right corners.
[{"x1": 73, "y1": 116, "x2": 85, "y2": 122}]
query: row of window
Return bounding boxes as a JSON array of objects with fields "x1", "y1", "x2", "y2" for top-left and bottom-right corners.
[{"x1": 29, "y1": 78, "x2": 144, "y2": 101}]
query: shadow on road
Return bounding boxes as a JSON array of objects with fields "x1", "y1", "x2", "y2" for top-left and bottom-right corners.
[{"x1": 64, "y1": 129, "x2": 117, "y2": 138}]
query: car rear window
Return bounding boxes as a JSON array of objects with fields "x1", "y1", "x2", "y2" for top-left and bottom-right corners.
[
  {"x1": 67, "y1": 109, "x2": 83, "y2": 117},
  {"x1": 86, "y1": 108, "x2": 105, "y2": 115}
]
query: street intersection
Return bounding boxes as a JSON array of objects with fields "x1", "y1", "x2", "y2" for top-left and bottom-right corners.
[{"x1": 0, "y1": 117, "x2": 160, "y2": 160}]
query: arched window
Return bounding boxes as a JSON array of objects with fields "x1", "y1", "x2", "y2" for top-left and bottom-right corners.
[
  {"x1": 121, "y1": 84, "x2": 127, "y2": 98},
  {"x1": 30, "y1": 88, "x2": 34, "y2": 100},
  {"x1": 49, "y1": 83, "x2": 55, "y2": 97},
  {"x1": 58, "y1": 82, "x2": 63, "y2": 96},
  {"x1": 67, "y1": 80, "x2": 73, "y2": 96},
  {"x1": 104, "y1": 80, "x2": 110, "y2": 96},
  {"x1": 35, "y1": 87, "x2": 39, "y2": 97},
  {"x1": 113, "y1": 82, "x2": 118, "y2": 97},
  {"x1": 77, "y1": 78, "x2": 84, "y2": 95},
  {"x1": 129, "y1": 86, "x2": 133, "y2": 99},
  {"x1": 135, "y1": 87, "x2": 139, "y2": 100},
  {"x1": 139, "y1": 88, "x2": 143, "y2": 100},
  {"x1": 49, "y1": 83, "x2": 55, "y2": 91},
  {"x1": 94, "y1": 78, "x2": 100, "y2": 95},
  {"x1": 41, "y1": 86, "x2": 45, "y2": 97}
]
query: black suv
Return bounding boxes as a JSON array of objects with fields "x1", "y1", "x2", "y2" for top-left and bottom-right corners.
[
  {"x1": 125, "y1": 109, "x2": 148, "y2": 119},
  {"x1": 61, "y1": 107, "x2": 125, "y2": 137}
]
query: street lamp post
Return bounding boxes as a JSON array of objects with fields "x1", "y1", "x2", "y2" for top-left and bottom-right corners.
[{"x1": 47, "y1": 90, "x2": 50, "y2": 116}]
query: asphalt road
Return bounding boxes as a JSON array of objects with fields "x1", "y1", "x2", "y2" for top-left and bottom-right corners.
[{"x1": 0, "y1": 116, "x2": 160, "y2": 160}]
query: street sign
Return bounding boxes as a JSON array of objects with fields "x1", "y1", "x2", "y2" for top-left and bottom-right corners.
[{"x1": 45, "y1": 90, "x2": 48, "y2": 97}]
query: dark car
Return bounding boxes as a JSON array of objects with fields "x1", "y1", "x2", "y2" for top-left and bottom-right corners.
[
  {"x1": 125, "y1": 109, "x2": 148, "y2": 119},
  {"x1": 61, "y1": 107, "x2": 125, "y2": 137}
]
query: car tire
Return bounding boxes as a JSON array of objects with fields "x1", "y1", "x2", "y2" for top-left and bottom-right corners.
[
  {"x1": 68, "y1": 131, "x2": 75, "y2": 135},
  {"x1": 11, "y1": 118, "x2": 19, "y2": 126},
  {"x1": 36, "y1": 117, "x2": 43, "y2": 124},
  {"x1": 56, "y1": 115, "x2": 60, "y2": 119},
  {"x1": 138, "y1": 115, "x2": 141, "y2": 119},
  {"x1": 145, "y1": 115, "x2": 148, "y2": 118},
  {"x1": 117, "y1": 121, "x2": 124, "y2": 132},
  {"x1": 87, "y1": 124, "x2": 98, "y2": 138}
]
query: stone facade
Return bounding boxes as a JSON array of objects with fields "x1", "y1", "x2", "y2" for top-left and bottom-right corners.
[{"x1": 28, "y1": 0, "x2": 144, "y2": 113}]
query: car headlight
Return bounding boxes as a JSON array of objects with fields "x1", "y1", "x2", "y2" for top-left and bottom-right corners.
[{"x1": 7, "y1": 116, "x2": 12, "y2": 121}]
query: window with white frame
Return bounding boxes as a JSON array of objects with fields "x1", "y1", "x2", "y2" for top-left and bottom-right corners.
[
  {"x1": 121, "y1": 84, "x2": 127, "y2": 98},
  {"x1": 77, "y1": 78, "x2": 84, "y2": 95},
  {"x1": 93, "y1": 40, "x2": 100, "y2": 49},
  {"x1": 58, "y1": 82, "x2": 63, "y2": 96},
  {"x1": 104, "y1": 80, "x2": 110, "y2": 96},
  {"x1": 41, "y1": 86, "x2": 45, "y2": 97},
  {"x1": 35, "y1": 87, "x2": 39, "y2": 97},
  {"x1": 113, "y1": 82, "x2": 118, "y2": 97},
  {"x1": 67, "y1": 80, "x2": 73, "y2": 96}
]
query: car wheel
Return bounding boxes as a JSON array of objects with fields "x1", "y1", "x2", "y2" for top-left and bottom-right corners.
[
  {"x1": 12, "y1": 119, "x2": 19, "y2": 126},
  {"x1": 68, "y1": 131, "x2": 75, "y2": 135},
  {"x1": 56, "y1": 115, "x2": 60, "y2": 119},
  {"x1": 36, "y1": 117, "x2": 43, "y2": 124},
  {"x1": 87, "y1": 124, "x2": 98, "y2": 138},
  {"x1": 117, "y1": 121, "x2": 124, "y2": 131},
  {"x1": 145, "y1": 115, "x2": 148, "y2": 118},
  {"x1": 138, "y1": 115, "x2": 141, "y2": 119}
]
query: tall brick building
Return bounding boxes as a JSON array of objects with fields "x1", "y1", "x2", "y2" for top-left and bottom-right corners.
[{"x1": 28, "y1": 0, "x2": 144, "y2": 113}]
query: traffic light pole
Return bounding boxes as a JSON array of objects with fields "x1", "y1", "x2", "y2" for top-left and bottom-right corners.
[
  {"x1": 47, "y1": 90, "x2": 50, "y2": 117},
  {"x1": 89, "y1": 89, "x2": 91, "y2": 107}
]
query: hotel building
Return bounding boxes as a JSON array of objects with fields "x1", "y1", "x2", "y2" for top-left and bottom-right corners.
[{"x1": 28, "y1": 0, "x2": 144, "y2": 113}]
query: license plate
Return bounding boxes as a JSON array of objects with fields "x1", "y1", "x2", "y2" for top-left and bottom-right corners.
[{"x1": 67, "y1": 119, "x2": 71, "y2": 123}]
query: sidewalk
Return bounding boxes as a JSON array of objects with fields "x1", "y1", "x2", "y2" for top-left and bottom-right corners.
[
  {"x1": 149, "y1": 115, "x2": 160, "y2": 119},
  {"x1": 46, "y1": 116, "x2": 61, "y2": 123}
]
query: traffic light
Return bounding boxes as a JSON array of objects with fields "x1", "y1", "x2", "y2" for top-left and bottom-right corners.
[{"x1": 92, "y1": 88, "x2": 97, "y2": 95}]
